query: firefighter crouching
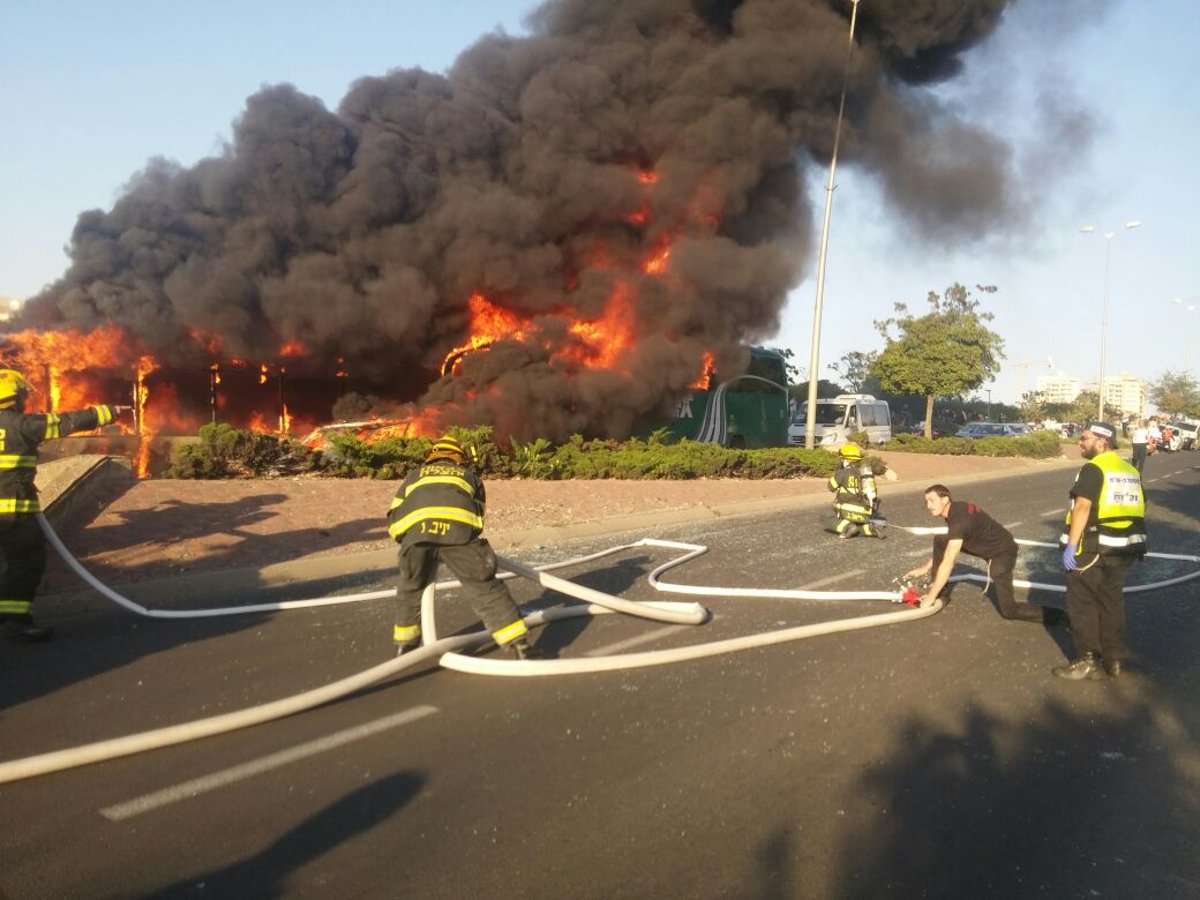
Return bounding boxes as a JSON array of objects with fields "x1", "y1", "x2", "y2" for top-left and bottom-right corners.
[
  {"x1": 386, "y1": 435, "x2": 536, "y2": 660},
  {"x1": 828, "y1": 443, "x2": 883, "y2": 539},
  {"x1": 0, "y1": 369, "x2": 128, "y2": 642}
]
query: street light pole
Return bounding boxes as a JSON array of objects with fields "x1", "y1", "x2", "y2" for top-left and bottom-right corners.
[
  {"x1": 986, "y1": 388, "x2": 992, "y2": 421},
  {"x1": 1080, "y1": 220, "x2": 1141, "y2": 422},
  {"x1": 803, "y1": 0, "x2": 861, "y2": 449},
  {"x1": 1171, "y1": 297, "x2": 1197, "y2": 376}
]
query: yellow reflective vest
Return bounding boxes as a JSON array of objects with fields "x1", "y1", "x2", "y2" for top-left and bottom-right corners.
[{"x1": 1061, "y1": 450, "x2": 1147, "y2": 556}]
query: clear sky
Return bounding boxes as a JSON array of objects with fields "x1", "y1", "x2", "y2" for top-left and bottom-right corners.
[{"x1": 2, "y1": 0, "x2": 1197, "y2": 406}]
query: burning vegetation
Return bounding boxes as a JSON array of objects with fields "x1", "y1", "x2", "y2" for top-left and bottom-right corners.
[{"x1": 6, "y1": 1, "x2": 1064, "y2": 453}]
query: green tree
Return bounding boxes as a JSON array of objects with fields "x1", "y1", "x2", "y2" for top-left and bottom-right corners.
[
  {"x1": 1017, "y1": 390, "x2": 1049, "y2": 424},
  {"x1": 1149, "y1": 370, "x2": 1200, "y2": 418},
  {"x1": 829, "y1": 350, "x2": 879, "y2": 393},
  {"x1": 872, "y1": 283, "x2": 1006, "y2": 438}
]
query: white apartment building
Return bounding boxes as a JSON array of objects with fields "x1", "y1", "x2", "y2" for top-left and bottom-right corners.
[
  {"x1": 1036, "y1": 373, "x2": 1081, "y2": 404},
  {"x1": 1102, "y1": 371, "x2": 1146, "y2": 418}
]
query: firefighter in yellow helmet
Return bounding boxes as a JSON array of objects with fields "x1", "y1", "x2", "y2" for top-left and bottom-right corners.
[
  {"x1": 827, "y1": 443, "x2": 883, "y2": 539},
  {"x1": 0, "y1": 369, "x2": 129, "y2": 642},
  {"x1": 386, "y1": 434, "x2": 537, "y2": 659}
]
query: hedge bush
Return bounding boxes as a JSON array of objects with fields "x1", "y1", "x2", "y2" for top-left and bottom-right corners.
[{"x1": 165, "y1": 421, "x2": 1060, "y2": 480}]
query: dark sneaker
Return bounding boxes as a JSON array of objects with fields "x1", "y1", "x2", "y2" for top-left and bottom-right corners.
[
  {"x1": 1052, "y1": 654, "x2": 1104, "y2": 681},
  {"x1": 1, "y1": 615, "x2": 54, "y2": 643}
]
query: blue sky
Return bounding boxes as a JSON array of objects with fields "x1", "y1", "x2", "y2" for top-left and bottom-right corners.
[{"x1": 2, "y1": 0, "x2": 1197, "y2": 406}]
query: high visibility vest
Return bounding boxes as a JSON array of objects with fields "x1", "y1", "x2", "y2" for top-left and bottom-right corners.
[{"x1": 1061, "y1": 450, "x2": 1147, "y2": 556}]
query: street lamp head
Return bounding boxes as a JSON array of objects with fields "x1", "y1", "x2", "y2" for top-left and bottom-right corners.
[
  {"x1": 1125, "y1": 220, "x2": 1142, "y2": 230},
  {"x1": 1079, "y1": 225, "x2": 1096, "y2": 233}
]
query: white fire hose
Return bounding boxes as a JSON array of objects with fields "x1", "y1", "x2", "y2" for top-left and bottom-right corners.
[{"x1": 3, "y1": 513, "x2": 1196, "y2": 784}]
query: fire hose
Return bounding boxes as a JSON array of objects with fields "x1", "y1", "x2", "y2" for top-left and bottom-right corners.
[{"x1": 4, "y1": 513, "x2": 1197, "y2": 783}]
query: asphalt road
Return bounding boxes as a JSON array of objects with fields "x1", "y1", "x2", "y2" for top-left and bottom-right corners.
[{"x1": 2, "y1": 454, "x2": 1198, "y2": 899}]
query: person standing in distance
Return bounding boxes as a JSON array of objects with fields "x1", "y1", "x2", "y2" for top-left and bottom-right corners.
[
  {"x1": 0, "y1": 369, "x2": 129, "y2": 642},
  {"x1": 904, "y1": 485, "x2": 1068, "y2": 625},
  {"x1": 1130, "y1": 419, "x2": 1149, "y2": 473},
  {"x1": 828, "y1": 443, "x2": 883, "y2": 539},
  {"x1": 1055, "y1": 422, "x2": 1147, "y2": 680},
  {"x1": 387, "y1": 435, "x2": 536, "y2": 659}
]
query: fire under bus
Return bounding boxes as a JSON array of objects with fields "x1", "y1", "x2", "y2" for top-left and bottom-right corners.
[{"x1": 656, "y1": 346, "x2": 790, "y2": 449}]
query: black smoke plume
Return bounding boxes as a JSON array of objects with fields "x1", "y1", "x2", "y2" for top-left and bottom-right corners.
[{"x1": 15, "y1": 0, "x2": 1034, "y2": 440}]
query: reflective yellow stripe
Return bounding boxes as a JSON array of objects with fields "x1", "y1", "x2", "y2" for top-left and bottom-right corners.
[
  {"x1": 405, "y1": 475, "x2": 475, "y2": 498},
  {"x1": 94, "y1": 405, "x2": 113, "y2": 427},
  {"x1": 0, "y1": 499, "x2": 40, "y2": 514},
  {"x1": 0, "y1": 454, "x2": 37, "y2": 470},
  {"x1": 388, "y1": 506, "x2": 484, "y2": 540},
  {"x1": 492, "y1": 619, "x2": 528, "y2": 645},
  {"x1": 44, "y1": 414, "x2": 61, "y2": 439},
  {"x1": 0, "y1": 600, "x2": 32, "y2": 615},
  {"x1": 393, "y1": 624, "x2": 420, "y2": 643}
]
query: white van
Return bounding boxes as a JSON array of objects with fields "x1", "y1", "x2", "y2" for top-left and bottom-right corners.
[{"x1": 787, "y1": 393, "x2": 892, "y2": 449}]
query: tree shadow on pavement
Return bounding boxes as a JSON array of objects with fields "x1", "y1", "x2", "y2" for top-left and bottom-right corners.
[
  {"x1": 44, "y1": 493, "x2": 387, "y2": 589},
  {"x1": 819, "y1": 696, "x2": 1200, "y2": 898},
  {"x1": 149, "y1": 769, "x2": 426, "y2": 898}
]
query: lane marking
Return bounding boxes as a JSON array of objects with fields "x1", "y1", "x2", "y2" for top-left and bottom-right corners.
[
  {"x1": 1003, "y1": 521, "x2": 1024, "y2": 530},
  {"x1": 100, "y1": 705, "x2": 439, "y2": 822},
  {"x1": 586, "y1": 624, "x2": 695, "y2": 656},
  {"x1": 1040, "y1": 508, "x2": 1065, "y2": 517},
  {"x1": 798, "y1": 570, "x2": 866, "y2": 590}
]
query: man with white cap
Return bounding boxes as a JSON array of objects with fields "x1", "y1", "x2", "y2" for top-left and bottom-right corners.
[{"x1": 1054, "y1": 421, "x2": 1147, "y2": 680}]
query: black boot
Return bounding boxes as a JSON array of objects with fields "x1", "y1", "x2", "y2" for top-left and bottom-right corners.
[
  {"x1": 1102, "y1": 658, "x2": 1124, "y2": 678},
  {"x1": 1052, "y1": 652, "x2": 1104, "y2": 681},
  {"x1": 1, "y1": 615, "x2": 54, "y2": 643}
]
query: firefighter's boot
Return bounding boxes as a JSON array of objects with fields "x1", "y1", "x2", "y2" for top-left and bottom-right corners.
[
  {"x1": 838, "y1": 522, "x2": 860, "y2": 540},
  {"x1": 1052, "y1": 652, "x2": 1105, "y2": 681}
]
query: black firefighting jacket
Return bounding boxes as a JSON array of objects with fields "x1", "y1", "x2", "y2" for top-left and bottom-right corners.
[
  {"x1": 386, "y1": 459, "x2": 487, "y2": 548},
  {"x1": 0, "y1": 405, "x2": 118, "y2": 516}
]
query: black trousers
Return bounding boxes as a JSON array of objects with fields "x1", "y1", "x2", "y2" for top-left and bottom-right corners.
[
  {"x1": 395, "y1": 539, "x2": 523, "y2": 639},
  {"x1": 1066, "y1": 555, "x2": 1133, "y2": 661},
  {"x1": 932, "y1": 536, "x2": 1055, "y2": 623},
  {"x1": 0, "y1": 515, "x2": 48, "y2": 617},
  {"x1": 1132, "y1": 443, "x2": 1147, "y2": 472}
]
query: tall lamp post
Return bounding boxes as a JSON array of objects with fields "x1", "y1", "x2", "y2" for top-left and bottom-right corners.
[
  {"x1": 1171, "y1": 297, "x2": 1197, "y2": 377},
  {"x1": 803, "y1": 0, "x2": 861, "y2": 449},
  {"x1": 1080, "y1": 220, "x2": 1141, "y2": 422}
]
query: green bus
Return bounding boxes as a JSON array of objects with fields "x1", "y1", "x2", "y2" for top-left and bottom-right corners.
[{"x1": 659, "y1": 346, "x2": 790, "y2": 448}]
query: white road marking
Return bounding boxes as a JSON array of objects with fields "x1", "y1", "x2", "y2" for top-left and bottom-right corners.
[
  {"x1": 586, "y1": 624, "x2": 695, "y2": 656},
  {"x1": 1040, "y1": 508, "x2": 1065, "y2": 517},
  {"x1": 1003, "y1": 521, "x2": 1024, "y2": 530},
  {"x1": 798, "y1": 570, "x2": 866, "y2": 590},
  {"x1": 99, "y1": 705, "x2": 439, "y2": 822}
]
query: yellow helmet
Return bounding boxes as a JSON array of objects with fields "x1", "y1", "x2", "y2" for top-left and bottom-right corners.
[
  {"x1": 427, "y1": 434, "x2": 465, "y2": 463},
  {"x1": 0, "y1": 369, "x2": 30, "y2": 410},
  {"x1": 839, "y1": 443, "x2": 863, "y2": 460}
]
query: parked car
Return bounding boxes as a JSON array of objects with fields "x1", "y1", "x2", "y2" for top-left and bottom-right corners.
[
  {"x1": 1172, "y1": 421, "x2": 1200, "y2": 450},
  {"x1": 956, "y1": 422, "x2": 1024, "y2": 439}
]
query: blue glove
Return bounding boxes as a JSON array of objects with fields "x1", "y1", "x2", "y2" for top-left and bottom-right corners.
[{"x1": 1062, "y1": 542, "x2": 1079, "y2": 572}]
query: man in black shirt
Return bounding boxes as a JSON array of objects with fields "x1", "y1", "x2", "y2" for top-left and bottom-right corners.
[{"x1": 904, "y1": 484, "x2": 1068, "y2": 625}]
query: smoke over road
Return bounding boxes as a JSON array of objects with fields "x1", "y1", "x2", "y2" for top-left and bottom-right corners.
[{"x1": 14, "y1": 0, "x2": 1071, "y2": 440}]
